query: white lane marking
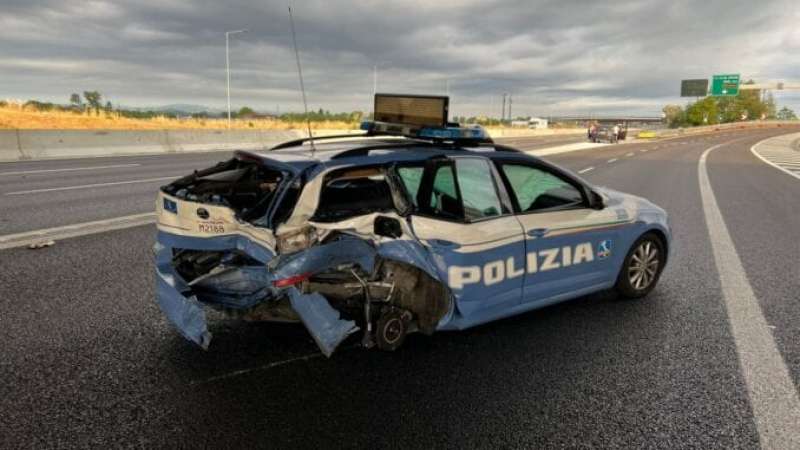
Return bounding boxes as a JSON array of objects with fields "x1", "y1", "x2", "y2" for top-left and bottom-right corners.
[
  {"x1": 607, "y1": 158, "x2": 618, "y2": 163},
  {"x1": 0, "y1": 212, "x2": 156, "y2": 250},
  {"x1": 750, "y1": 134, "x2": 800, "y2": 181},
  {"x1": 578, "y1": 167, "x2": 594, "y2": 174},
  {"x1": 640, "y1": 149, "x2": 648, "y2": 153},
  {"x1": 625, "y1": 152, "x2": 634, "y2": 157},
  {"x1": 4, "y1": 176, "x2": 179, "y2": 195},
  {"x1": 699, "y1": 140, "x2": 800, "y2": 449},
  {"x1": 0, "y1": 163, "x2": 140, "y2": 176}
]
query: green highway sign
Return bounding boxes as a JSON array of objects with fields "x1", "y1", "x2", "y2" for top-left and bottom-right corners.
[{"x1": 711, "y1": 74, "x2": 740, "y2": 96}]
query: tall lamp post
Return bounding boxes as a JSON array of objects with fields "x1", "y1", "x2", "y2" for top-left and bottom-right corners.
[
  {"x1": 225, "y1": 29, "x2": 248, "y2": 128},
  {"x1": 372, "y1": 61, "x2": 391, "y2": 98}
]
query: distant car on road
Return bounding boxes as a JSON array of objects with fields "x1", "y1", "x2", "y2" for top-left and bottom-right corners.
[
  {"x1": 154, "y1": 95, "x2": 671, "y2": 356},
  {"x1": 589, "y1": 123, "x2": 629, "y2": 143}
]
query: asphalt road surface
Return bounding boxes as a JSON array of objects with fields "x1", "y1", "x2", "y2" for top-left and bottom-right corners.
[{"x1": 2, "y1": 128, "x2": 799, "y2": 448}]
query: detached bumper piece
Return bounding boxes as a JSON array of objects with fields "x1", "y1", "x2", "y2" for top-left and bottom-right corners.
[
  {"x1": 287, "y1": 289, "x2": 358, "y2": 357},
  {"x1": 156, "y1": 262, "x2": 213, "y2": 350}
]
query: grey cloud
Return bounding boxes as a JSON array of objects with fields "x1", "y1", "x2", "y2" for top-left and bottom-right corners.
[{"x1": 1, "y1": 0, "x2": 798, "y2": 116}]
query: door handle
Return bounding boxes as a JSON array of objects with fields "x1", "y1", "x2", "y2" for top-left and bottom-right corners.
[
  {"x1": 527, "y1": 228, "x2": 549, "y2": 238},
  {"x1": 427, "y1": 239, "x2": 460, "y2": 250}
]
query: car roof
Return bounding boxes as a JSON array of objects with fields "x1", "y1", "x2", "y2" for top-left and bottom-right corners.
[{"x1": 236, "y1": 136, "x2": 540, "y2": 173}]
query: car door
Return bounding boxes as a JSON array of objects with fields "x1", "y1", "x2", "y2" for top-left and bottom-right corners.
[
  {"x1": 495, "y1": 160, "x2": 628, "y2": 304},
  {"x1": 401, "y1": 156, "x2": 526, "y2": 324}
]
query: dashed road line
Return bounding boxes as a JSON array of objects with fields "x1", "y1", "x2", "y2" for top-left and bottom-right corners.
[
  {"x1": 607, "y1": 158, "x2": 618, "y2": 163},
  {"x1": 4, "y1": 175, "x2": 179, "y2": 195},
  {"x1": 578, "y1": 167, "x2": 594, "y2": 174},
  {"x1": 700, "y1": 139, "x2": 800, "y2": 449},
  {"x1": 625, "y1": 152, "x2": 634, "y2": 157},
  {"x1": 0, "y1": 212, "x2": 157, "y2": 250},
  {"x1": 0, "y1": 163, "x2": 141, "y2": 176}
]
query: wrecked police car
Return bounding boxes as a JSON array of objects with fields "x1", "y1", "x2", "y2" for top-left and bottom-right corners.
[{"x1": 154, "y1": 94, "x2": 671, "y2": 357}]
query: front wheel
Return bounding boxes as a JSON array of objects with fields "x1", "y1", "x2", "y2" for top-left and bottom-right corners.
[{"x1": 615, "y1": 233, "x2": 665, "y2": 299}]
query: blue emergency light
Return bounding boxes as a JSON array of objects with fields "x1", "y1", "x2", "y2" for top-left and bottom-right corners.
[{"x1": 360, "y1": 120, "x2": 489, "y2": 142}]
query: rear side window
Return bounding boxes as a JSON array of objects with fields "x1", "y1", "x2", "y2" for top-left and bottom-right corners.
[
  {"x1": 397, "y1": 167, "x2": 424, "y2": 206},
  {"x1": 501, "y1": 164, "x2": 585, "y2": 212},
  {"x1": 414, "y1": 158, "x2": 507, "y2": 223},
  {"x1": 455, "y1": 159, "x2": 503, "y2": 221},
  {"x1": 430, "y1": 165, "x2": 460, "y2": 215},
  {"x1": 312, "y1": 167, "x2": 395, "y2": 222}
]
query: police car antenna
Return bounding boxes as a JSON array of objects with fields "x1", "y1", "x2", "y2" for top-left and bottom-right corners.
[{"x1": 287, "y1": 2, "x2": 316, "y2": 155}]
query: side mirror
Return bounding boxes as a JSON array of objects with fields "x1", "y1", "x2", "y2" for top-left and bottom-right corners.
[
  {"x1": 374, "y1": 216, "x2": 403, "y2": 238},
  {"x1": 590, "y1": 190, "x2": 606, "y2": 210}
]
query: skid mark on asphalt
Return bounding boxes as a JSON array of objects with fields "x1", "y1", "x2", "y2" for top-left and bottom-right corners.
[
  {"x1": 700, "y1": 139, "x2": 800, "y2": 449},
  {"x1": 107, "y1": 348, "x2": 353, "y2": 407}
]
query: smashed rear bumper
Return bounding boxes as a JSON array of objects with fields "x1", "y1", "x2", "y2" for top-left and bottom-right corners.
[{"x1": 154, "y1": 230, "x2": 361, "y2": 356}]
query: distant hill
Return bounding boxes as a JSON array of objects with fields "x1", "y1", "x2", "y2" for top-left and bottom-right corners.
[{"x1": 119, "y1": 104, "x2": 223, "y2": 115}]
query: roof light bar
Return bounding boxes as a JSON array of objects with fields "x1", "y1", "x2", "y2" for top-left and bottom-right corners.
[{"x1": 361, "y1": 120, "x2": 490, "y2": 142}]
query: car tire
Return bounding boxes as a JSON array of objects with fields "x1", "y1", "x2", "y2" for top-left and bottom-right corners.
[
  {"x1": 375, "y1": 308, "x2": 408, "y2": 351},
  {"x1": 615, "y1": 232, "x2": 666, "y2": 299}
]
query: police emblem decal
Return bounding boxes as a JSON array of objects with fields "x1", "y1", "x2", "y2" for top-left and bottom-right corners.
[{"x1": 597, "y1": 240, "x2": 612, "y2": 259}]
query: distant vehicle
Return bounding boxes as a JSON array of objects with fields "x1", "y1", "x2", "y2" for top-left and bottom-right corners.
[
  {"x1": 511, "y1": 118, "x2": 549, "y2": 129},
  {"x1": 590, "y1": 124, "x2": 628, "y2": 143},
  {"x1": 154, "y1": 95, "x2": 671, "y2": 356}
]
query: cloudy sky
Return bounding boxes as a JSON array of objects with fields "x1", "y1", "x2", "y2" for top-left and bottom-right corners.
[{"x1": 2, "y1": 0, "x2": 799, "y2": 117}]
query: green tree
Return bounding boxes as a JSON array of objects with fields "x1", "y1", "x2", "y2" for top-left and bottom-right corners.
[
  {"x1": 777, "y1": 107, "x2": 797, "y2": 120},
  {"x1": 686, "y1": 97, "x2": 719, "y2": 126},
  {"x1": 69, "y1": 93, "x2": 82, "y2": 110},
  {"x1": 662, "y1": 104, "x2": 685, "y2": 128},
  {"x1": 237, "y1": 106, "x2": 255, "y2": 117},
  {"x1": 83, "y1": 91, "x2": 102, "y2": 115}
]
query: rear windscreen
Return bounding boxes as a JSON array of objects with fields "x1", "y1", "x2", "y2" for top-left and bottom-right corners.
[{"x1": 162, "y1": 158, "x2": 289, "y2": 224}]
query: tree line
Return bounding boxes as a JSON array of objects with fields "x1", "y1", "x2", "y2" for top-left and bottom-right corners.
[
  {"x1": 13, "y1": 92, "x2": 368, "y2": 123},
  {"x1": 663, "y1": 80, "x2": 797, "y2": 128}
]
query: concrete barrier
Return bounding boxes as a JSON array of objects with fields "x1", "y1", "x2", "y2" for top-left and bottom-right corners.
[
  {"x1": 0, "y1": 130, "x2": 23, "y2": 161},
  {"x1": 651, "y1": 121, "x2": 800, "y2": 139},
  {"x1": 0, "y1": 129, "x2": 313, "y2": 162},
  {"x1": 1, "y1": 122, "x2": 798, "y2": 162}
]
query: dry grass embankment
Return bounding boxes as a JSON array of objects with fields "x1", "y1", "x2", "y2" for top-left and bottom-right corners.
[{"x1": 0, "y1": 104, "x2": 356, "y2": 130}]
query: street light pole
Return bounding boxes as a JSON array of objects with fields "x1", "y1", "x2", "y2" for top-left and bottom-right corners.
[
  {"x1": 225, "y1": 29, "x2": 247, "y2": 128},
  {"x1": 373, "y1": 64, "x2": 377, "y2": 98}
]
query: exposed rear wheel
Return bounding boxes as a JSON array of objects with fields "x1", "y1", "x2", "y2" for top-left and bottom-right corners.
[
  {"x1": 615, "y1": 233, "x2": 665, "y2": 299},
  {"x1": 375, "y1": 308, "x2": 409, "y2": 351}
]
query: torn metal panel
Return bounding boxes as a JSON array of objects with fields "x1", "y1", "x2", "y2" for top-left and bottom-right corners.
[
  {"x1": 287, "y1": 288, "x2": 358, "y2": 357},
  {"x1": 271, "y1": 234, "x2": 377, "y2": 279},
  {"x1": 157, "y1": 230, "x2": 275, "y2": 264},
  {"x1": 155, "y1": 246, "x2": 212, "y2": 349},
  {"x1": 190, "y1": 266, "x2": 275, "y2": 309}
]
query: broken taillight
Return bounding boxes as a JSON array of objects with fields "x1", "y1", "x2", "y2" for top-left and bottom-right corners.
[{"x1": 272, "y1": 272, "x2": 312, "y2": 288}]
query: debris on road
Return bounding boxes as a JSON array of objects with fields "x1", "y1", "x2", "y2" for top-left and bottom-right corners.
[{"x1": 28, "y1": 240, "x2": 55, "y2": 249}]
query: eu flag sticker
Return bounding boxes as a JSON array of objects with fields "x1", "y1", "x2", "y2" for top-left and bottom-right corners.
[{"x1": 163, "y1": 198, "x2": 178, "y2": 214}]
